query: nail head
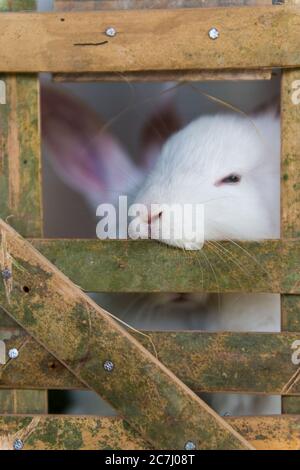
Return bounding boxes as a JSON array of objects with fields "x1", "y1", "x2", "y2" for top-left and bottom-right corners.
[
  {"x1": 13, "y1": 439, "x2": 24, "y2": 450},
  {"x1": 1, "y1": 268, "x2": 12, "y2": 280},
  {"x1": 105, "y1": 27, "x2": 117, "y2": 37},
  {"x1": 184, "y1": 441, "x2": 196, "y2": 451},
  {"x1": 8, "y1": 348, "x2": 19, "y2": 359},
  {"x1": 208, "y1": 27, "x2": 219, "y2": 40},
  {"x1": 103, "y1": 360, "x2": 114, "y2": 372}
]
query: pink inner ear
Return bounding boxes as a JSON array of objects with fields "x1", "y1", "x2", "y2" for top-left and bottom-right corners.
[{"x1": 42, "y1": 84, "x2": 139, "y2": 202}]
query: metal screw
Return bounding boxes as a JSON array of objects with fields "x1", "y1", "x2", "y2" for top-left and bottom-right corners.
[
  {"x1": 223, "y1": 411, "x2": 230, "y2": 417},
  {"x1": 1, "y1": 268, "x2": 12, "y2": 280},
  {"x1": 8, "y1": 348, "x2": 19, "y2": 359},
  {"x1": 105, "y1": 27, "x2": 117, "y2": 37},
  {"x1": 13, "y1": 439, "x2": 24, "y2": 450},
  {"x1": 208, "y1": 27, "x2": 219, "y2": 40},
  {"x1": 184, "y1": 441, "x2": 196, "y2": 451},
  {"x1": 103, "y1": 360, "x2": 114, "y2": 372}
]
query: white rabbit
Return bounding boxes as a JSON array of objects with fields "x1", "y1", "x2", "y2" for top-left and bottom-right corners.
[{"x1": 42, "y1": 85, "x2": 281, "y2": 417}]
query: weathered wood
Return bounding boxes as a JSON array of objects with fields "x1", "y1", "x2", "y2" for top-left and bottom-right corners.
[
  {"x1": 227, "y1": 415, "x2": 300, "y2": 450},
  {"x1": 55, "y1": 0, "x2": 272, "y2": 82},
  {"x1": 281, "y1": 69, "x2": 300, "y2": 239},
  {"x1": 281, "y1": 396, "x2": 300, "y2": 414},
  {"x1": 54, "y1": 69, "x2": 273, "y2": 83},
  {"x1": 0, "y1": 1, "x2": 37, "y2": 12},
  {"x1": 1, "y1": 315, "x2": 300, "y2": 395},
  {"x1": 282, "y1": 295, "x2": 300, "y2": 332},
  {"x1": 1, "y1": 7, "x2": 300, "y2": 73},
  {"x1": 0, "y1": 415, "x2": 149, "y2": 450},
  {"x1": 0, "y1": 219, "x2": 252, "y2": 450},
  {"x1": 55, "y1": 0, "x2": 273, "y2": 11},
  {"x1": 0, "y1": 0, "x2": 46, "y2": 416},
  {"x1": 0, "y1": 391, "x2": 47, "y2": 415},
  {"x1": 0, "y1": 414, "x2": 299, "y2": 450},
  {"x1": 28, "y1": 239, "x2": 300, "y2": 293},
  {"x1": 281, "y1": 0, "x2": 300, "y2": 415}
]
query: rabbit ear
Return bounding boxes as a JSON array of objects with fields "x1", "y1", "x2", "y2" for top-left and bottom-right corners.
[
  {"x1": 139, "y1": 87, "x2": 182, "y2": 170},
  {"x1": 41, "y1": 84, "x2": 140, "y2": 206}
]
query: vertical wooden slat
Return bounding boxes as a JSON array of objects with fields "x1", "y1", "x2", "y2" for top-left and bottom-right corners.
[
  {"x1": 281, "y1": 0, "x2": 300, "y2": 414},
  {"x1": 0, "y1": 0, "x2": 46, "y2": 415}
]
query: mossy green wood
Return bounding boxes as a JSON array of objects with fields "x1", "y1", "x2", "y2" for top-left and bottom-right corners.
[
  {"x1": 0, "y1": 0, "x2": 45, "y2": 416},
  {"x1": 29, "y1": 239, "x2": 300, "y2": 293},
  {"x1": 0, "y1": 414, "x2": 299, "y2": 450},
  {"x1": 1, "y1": 310, "x2": 300, "y2": 395},
  {"x1": 280, "y1": 0, "x2": 300, "y2": 414},
  {"x1": 0, "y1": 219, "x2": 253, "y2": 450}
]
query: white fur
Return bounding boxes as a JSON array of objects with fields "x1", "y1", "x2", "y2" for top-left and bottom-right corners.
[
  {"x1": 130, "y1": 112, "x2": 280, "y2": 246},
  {"x1": 45, "y1": 91, "x2": 281, "y2": 417}
]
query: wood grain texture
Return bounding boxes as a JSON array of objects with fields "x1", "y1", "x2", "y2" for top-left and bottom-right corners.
[
  {"x1": 0, "y1": 414, "x2": 299, "y2": 450},
  {"x1": 55, "y1": 0, "x2": 273, "y2": 11},
  {"x1": 0, "y1": 0, "x2": 46, "y2": 416},
  {"x1": 29, "y1": 239, "x2": 300, "y2": 293},
  {"x1": 281, "y1": 396, "x2": 300, "y2": 414},
  {"x1": 281, "y1": 70, "x2": 300, "y2": 238},
  {"x1": 54, "y1": 0, "x2": 272, "y2": 81},
  {"x1": 1, "y1": 314, "x2": 300, "y2": 395},
  {"x1": 0, "y1": 390, "x2": 47, "y2": 415},
  {"x1": 281, "y1": 1, "x2": 300, "y2": 415},
  {"x1": 0, "y1": 75, "x2": 42, "y2": 237},
  {"x1": 53, "y1": 69, "x2": 273, "y2": 83},
  {"x1": 0, "y1": 7, "x2": 300, "y2": 73},
  {"x1": 0, "y1": 219, "x2": 252, "y2": 450}
]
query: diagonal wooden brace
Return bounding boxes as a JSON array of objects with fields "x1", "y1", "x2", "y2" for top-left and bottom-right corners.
[{"x1": 0, "y1": 219, "x2": 253, "y2": 450}]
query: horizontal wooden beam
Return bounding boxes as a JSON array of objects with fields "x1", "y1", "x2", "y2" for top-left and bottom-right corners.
[
  {"x1": 0, "y1": 414, "x2": 299, "y2": 450},
  {"x1": 1, "y1": 311, "x2": 300, "y2": 395},
  {"x1": 53, "y1": 69, "x2": 273, "y2": 83},
  {"x1": 0, "y1": 6, "x2": 300, "y2": 73},
  {"x1": 0, "y1": 219, "x2": 252, "y2": 449},
  {"x1": 29, "y1": 239, "x2": 300, "y2": 293},
  {"x1": 55, "y1": 0, "x2": 273, "y2": 11}
]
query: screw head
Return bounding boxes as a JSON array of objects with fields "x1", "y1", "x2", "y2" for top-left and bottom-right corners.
[
  {"x1": 223, "y1": 411, "x2": 230, "y2": 417},
  {"x1": 208, "y1": 27, "x2": 219, "y2": 40},
  {"x1": 13, "y1": 439, "x2": 24, "y2": 450},
  {"x1": 105, "y1": 27, "x2": 117, "y2": 37},
  {"x1": 1, "y1": 268, "x2": 12, "y2": 280},
  {"x1": 184, "y1": 441, "x2": 196, "y2": 451},
  {"x1": 103, "y1": 360, "x2": 114, "y2": 372},
  {"x1": 8, "y1": 348, "x2": 19, "y2": 359}
]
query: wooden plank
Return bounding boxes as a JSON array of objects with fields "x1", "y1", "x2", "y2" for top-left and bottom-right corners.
[
  {"x1": 54, "y1": 69, "x2": 273, "y2": 83},
  {"x1": 281, "y1": 396, "x2": 300, "y2": 414},
  {"x1": 281, "y1": 69, "x2": 300, "y2": 239},
  {"x1": 1, "y1": 7, "x2": 300, "y2": 73},
  {"x1": 281, "y1": 0, "x2": 300, "y2": 415},
  {"x1": 54, "y1": 0, "x2": 273, "y2": 81},
  {"x1": 0, "y1": 391, "x2": 47, "y2": 415},
  {"x1": 0, "y1": 415, "x2": 149, "y2": 450},
  {"x1": 0, "y1": 0, "x2": 46, "y2": 416},
  {"x1": 0, "y1": 219, "x2": 252, "y2": 450},
  {"x1": 0, "y1": 414, "x2": 299, "y2": 450},
  {"x1": 282, "y1": 295, "x2": 300, "y2": 332},
  {"x1": 0, "y1": 76, "x2": 43, "y2": 237},
  {"x1": 55, "y1": 0, "x2": 273, "y2": 11},
  {"x1": 28, "y1": 239, "x2": 300, "y2": 294},
  {"x1": 1, "y1": 315, "x2": 300, "y2": 395}
]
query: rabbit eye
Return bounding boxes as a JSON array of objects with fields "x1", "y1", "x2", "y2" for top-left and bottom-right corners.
[{"x1": 217, "y1": 174, "x2": 241, "y2": 185}]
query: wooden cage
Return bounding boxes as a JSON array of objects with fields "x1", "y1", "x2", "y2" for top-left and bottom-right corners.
[{"x1": 0, "y1": 0, "x2": 299, "y2": 450}]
